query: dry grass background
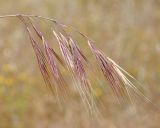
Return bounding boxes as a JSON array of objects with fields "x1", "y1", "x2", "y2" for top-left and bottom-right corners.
[{"x1": 0, "y1": 0, "x2": 160, "y2": 128}]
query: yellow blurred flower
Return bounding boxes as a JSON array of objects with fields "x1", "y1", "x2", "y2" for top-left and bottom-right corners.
[
  {"x1": 2, "y1": 64, "x2": 17, "y2": 73},
  {"x1": 4, "y1": 78, "x2": 15, "y2": 86},
  {"x1": 94, "y1": 87, "x2": 103, "y2": 97},
  {"x1": 0, "y1": 75, "x2": 5, "y2": 84},
  {"x1": 18, "y1": 73, "x2": 28, "y2": 81},
  {"x1": 2, "y1": 64, "x2": 11, "y2": 73}
]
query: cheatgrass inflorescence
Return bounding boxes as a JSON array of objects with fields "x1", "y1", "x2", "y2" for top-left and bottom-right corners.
[{"x1": 0, "y1": 14, "x2": 157, "y2": 113}]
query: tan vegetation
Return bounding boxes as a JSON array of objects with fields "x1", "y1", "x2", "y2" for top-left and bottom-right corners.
[{"x1": 0, "y1": 0, "x2": 160, "y2": 128}]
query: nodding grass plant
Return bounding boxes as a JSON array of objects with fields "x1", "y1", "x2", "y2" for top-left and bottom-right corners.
[{"x1": 0, "y1": 14, "x2": 158, "y2": 115}]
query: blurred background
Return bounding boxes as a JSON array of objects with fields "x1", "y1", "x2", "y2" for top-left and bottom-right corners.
[{"x1": 0, "y1": 0, "x2": 160, "y2": 128}]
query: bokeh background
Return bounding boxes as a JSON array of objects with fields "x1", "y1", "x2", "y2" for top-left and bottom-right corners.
[{"x1": 0, "y1": 0, "x2": 160, "y2": 128}]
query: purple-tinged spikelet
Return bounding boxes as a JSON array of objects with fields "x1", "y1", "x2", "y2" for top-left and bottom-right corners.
[
  {"x1": 53, "y1": 31, "x2": 74, "y2": 69},
  {"x1": 29, "y1": 24, "x2": 68, "y2": 98},
  {"x1": 88, "y1": 41, "x2": 127, "y2": 101},
  {"x1": 53, "y1": 31, "x2": 96, "y2": 110},
  {"x1": 26, "y1": 28, "x2": 54, "y2": 92}
]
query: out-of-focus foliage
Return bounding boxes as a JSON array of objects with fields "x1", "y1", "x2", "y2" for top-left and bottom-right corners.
[{"x1": 0, "y1": 0, "x2": 160, "y2": 128}]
